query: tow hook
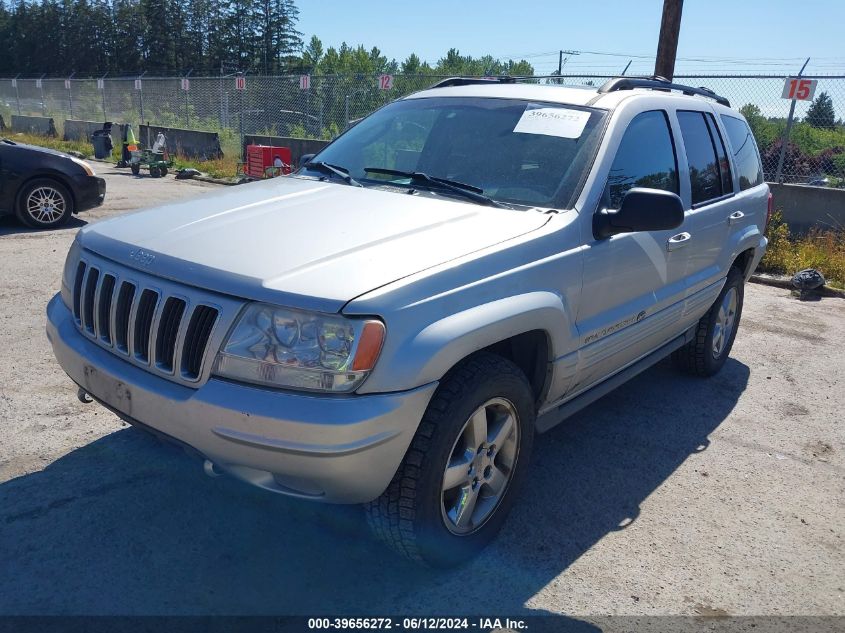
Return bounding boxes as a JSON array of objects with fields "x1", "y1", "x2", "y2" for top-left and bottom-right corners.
[
  {"x1": 77, "y1": 388, "x2": 92, "y2": 404},
  {"x1": 203, "y1": 459, "x2": 223, "y2": 478}
]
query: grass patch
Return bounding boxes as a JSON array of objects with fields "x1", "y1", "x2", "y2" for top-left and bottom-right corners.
[
  {"x1": 759, "y1": 211, "x2": 845, "y2": 289},
  {"x1": 3, "y1": 130, "x2": 242, "y2": 180},
  {"x1": 2, "y1": 131, "x2": 95, "y2": 158}
]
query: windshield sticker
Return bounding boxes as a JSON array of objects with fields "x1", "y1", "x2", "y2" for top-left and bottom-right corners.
[{"x1": 513, "y1": 106, "x2": 591, "y2": 139}]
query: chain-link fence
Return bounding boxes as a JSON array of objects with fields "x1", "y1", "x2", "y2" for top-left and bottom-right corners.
[
  {"x1": 1, "y1": 73, "x2": 844, "y2": 184},
  {"x1": 558, "y1": 74, "x2": 845, "y2": 186},
  {"x1": 0, "y1": 74, "x2": 450, "y2": 155}
]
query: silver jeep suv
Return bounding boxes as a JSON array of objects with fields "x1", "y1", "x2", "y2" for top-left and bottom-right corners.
[{"x1": 47, "y1": 77, "x2": 769, "y2": 566}]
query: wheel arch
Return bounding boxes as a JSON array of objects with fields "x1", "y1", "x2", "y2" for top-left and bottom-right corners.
[
  {"x1": 731, "y1": 246, "x2": 758, "y2": 278},
  {"x1": 358, "y1": 291, "x2": 569, "y2": 405},
  {"x1": 15, "y1": 172, "x2": 78, "y2": 215}
]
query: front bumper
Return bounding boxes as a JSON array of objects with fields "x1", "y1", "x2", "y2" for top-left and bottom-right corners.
[
  {"x1": 73, "y1": 175, "x2": 106, "y2": 212},
  {"x1": 47, "y1": 294, "x2": 437, "y2": 503}
]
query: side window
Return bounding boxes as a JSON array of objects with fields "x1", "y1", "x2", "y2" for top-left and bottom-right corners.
[
  {"x1": 720, "y1": 114, "x2": 764, "y2": 190},
  {"x1": 677, "y1": 111, "x2": 723, "y2": 205},
  {"x1": 706, "y1": 113, "x2": 733, "y2": 195},
  {"x1": 607, "y1": 110, "x2": 678, "y2": 209}
]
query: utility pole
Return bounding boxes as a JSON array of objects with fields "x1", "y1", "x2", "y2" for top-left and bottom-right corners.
[
  {"x1": 654, "y1": 0, "x2": 683, "y2": 80},
  {"x1": 556, "y1": 50, "x2": 579, "y2": 83}
]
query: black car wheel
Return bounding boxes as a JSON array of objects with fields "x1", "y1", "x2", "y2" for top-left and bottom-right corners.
[{"x1": 15, "y1": 178, "x2": 74, "y2": 229}]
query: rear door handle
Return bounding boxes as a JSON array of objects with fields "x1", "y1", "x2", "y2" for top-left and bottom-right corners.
[
  {"x1": 728, "y1": 210, "x2": 745, "y2": 224},
  {"x1": 667, "y1": 232, "x2": 692, "y2": 251}
]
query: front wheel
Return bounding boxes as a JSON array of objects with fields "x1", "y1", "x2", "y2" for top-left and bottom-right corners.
[
  {"x1": 15, "y1": 178, "x2": 74, "y2": 229},
  {"x1": 366, "y1": 352, "x2": 535, "y2": 567},
  {"x1": 673, "y1": 266, "x2": 745, "y2": 377}
]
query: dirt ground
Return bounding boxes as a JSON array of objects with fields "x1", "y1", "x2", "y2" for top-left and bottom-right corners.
[{"x1": 0, "y1": 167, "x2": 843, "y2": 618}]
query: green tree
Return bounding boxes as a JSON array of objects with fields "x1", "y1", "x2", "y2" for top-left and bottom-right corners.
[
  {"x1": 806, "y1": 91, "x2": 835, "y2": 129},
  {"x1": 301, "y1": 35, "x2": 324, "y2": 72}
]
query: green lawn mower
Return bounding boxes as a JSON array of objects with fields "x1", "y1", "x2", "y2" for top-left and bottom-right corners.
[{"x1": 129, "y1": 132, "x2": 174, "y2": 178}]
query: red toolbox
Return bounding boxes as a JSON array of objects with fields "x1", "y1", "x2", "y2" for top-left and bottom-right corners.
[{"x1": 245, "y1": 145, "x2": 292, "y2": 178}]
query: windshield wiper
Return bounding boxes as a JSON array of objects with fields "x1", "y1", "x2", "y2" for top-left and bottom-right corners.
[
  {"x1": 303, "y1": 161, "x2": 362, "y2": 187},
  {"x1": 363, "y1": 167, "x2": 505, "y2": 208}
]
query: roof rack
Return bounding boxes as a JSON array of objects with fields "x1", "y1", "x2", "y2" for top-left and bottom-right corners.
[
  {"x1": 597, "y1": 76, "x2": 730, "y2": 107},
  {"x1": 430, "y1": 76, "x2": 517, "y2": 89}
]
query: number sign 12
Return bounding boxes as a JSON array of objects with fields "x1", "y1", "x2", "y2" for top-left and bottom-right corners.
[{"x1": 782, "y1": 77, "x2": 817, "y2": 101}]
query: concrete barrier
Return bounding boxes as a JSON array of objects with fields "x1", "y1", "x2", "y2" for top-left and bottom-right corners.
[
  {"x1": 769, "y1": 182, "x2": 845, "y2": 235},
  {"x1": 242, "y1": 135, "x2": 331, "y2": 168},
  {"x1": 139, "y1": 125, "x2": 223, "y2": 160},
  {"x1": 64, "y1": 119, "x2": 119, "y2": 142},
  {"x1": 11, "y1": 114, "x2": 57, "y2": 137}
]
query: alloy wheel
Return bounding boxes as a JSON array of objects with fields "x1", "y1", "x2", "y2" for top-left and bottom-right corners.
[
  {"x1": 26, "y1": 186, "x2": 66, "y2": 225},
  {"x1": 440, "y1": 397, "x2": 520, "y2": 535}
]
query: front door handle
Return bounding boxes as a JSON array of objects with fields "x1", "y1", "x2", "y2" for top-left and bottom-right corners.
[
  {"x1": 728, "y1": 210, "x2": 745, "y2": 224},
  {"x1": 667, "y1": 232, "x2": 692, "y2": 251}
]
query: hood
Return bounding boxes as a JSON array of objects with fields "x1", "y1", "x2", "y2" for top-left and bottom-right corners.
[
  {"x1": 79, "y1": 177, "x2": 549, "y2": 313},
  {"x1": 10, "y1": 142, "x2": 75, "y2": 159}
]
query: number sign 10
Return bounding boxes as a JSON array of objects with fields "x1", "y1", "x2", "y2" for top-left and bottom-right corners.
[{"x1": 782, "y1": 77, "x2": 817, "y2": 101}]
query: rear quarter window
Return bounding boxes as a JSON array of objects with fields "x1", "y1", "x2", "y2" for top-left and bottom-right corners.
[{"x1": 720, "y1": 115, "x2": 764, "y2": 190}]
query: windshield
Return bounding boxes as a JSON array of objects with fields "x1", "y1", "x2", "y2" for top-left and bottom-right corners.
[{"x1": 299, "y1": 96, "x2": 607, "y2": 210}]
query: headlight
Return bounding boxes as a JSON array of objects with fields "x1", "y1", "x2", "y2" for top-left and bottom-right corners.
[
  {"x1": 60, "y1": 239, "x2": 81, "y2": 308},
  {"x1": 213, "y1": 303, "x2": 385, "y2": 393},
  {"x1": 70, "y1": 157, "x2": 95, "y2": 176}
]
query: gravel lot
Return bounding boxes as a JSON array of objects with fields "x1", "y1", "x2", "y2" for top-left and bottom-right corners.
[{"x1": 0, "y1": 168, "x2": 842, "y2": 618}]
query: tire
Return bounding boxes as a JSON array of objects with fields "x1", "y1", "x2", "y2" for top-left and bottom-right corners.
[
  {"x1": 130, "y1": 163, "x2": 140, "y2": 176},
  {"x1": 160, "y1": 166, "x2": 168, "y2": 177},
  {"x1": 365, "y1": 352, "x2": 535, "y2": 567},
  {"x1": 673, "y1": 266, "x2": 745, "y2": 377},
  {"x1": 149, "y1": 166, "x2": 161, "y2": 178},
  {"x1": 15, "y1": 178, "x2": 74, "y2": 229}
]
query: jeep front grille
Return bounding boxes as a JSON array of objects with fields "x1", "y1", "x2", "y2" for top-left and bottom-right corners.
[{"x1": 72, "y1": 258, "x2": 230, "y2": 385}]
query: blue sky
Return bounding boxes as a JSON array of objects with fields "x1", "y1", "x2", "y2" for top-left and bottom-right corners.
[{"x1": 298, "y1": 0, "x2": 845, "y2": 76}]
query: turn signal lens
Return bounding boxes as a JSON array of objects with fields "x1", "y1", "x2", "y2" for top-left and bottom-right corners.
[{"x1": 352, "y1": 321, "x2": 385, "y2": 371}]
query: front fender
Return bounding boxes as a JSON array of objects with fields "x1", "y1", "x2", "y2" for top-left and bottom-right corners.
[{"x1": 357, "y1": 291, "x2": 571, "y2": 394}]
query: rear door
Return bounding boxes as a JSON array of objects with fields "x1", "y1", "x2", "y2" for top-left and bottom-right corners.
[
  {"x1": 673, "y1": 109, "x2": 736, "y2": 293},
  {"x1": 718, "y1": 113, "x2": 768, "y2": 241}
]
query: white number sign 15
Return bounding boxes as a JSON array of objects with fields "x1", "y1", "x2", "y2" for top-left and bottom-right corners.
[{"x1": 782, "y1": 77, "x2": 817, "y2": 101}]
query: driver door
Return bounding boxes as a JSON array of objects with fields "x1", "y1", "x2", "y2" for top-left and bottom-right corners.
[{"x1": 570, "y1": 109, "x2": 691, "y2": 395}]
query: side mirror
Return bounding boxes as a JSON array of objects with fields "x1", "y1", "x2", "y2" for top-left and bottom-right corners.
[
  {"x1": 593, "y1": 188, "x2": 684, "y2": 240},
  {"x1": 298, "y1": 153, "x2": 316, "y2": 169}
]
